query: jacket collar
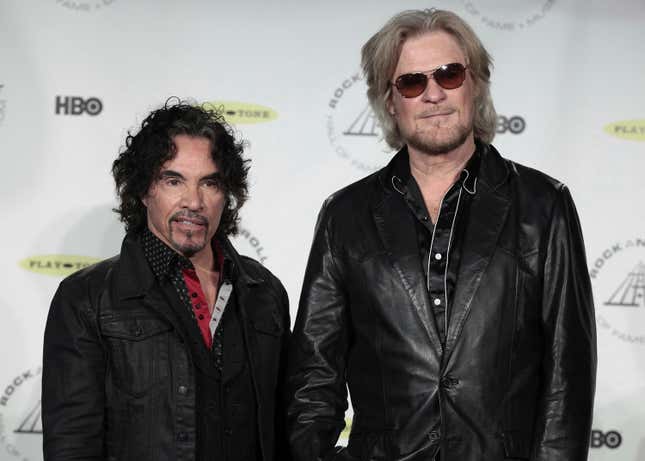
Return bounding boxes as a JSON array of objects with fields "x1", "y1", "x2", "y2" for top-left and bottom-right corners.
[
  {"x1": 218, "y1": 236, "x2": 265, "y2": 287},
  {"x1": 377, "y1": 141, "x2": 505, "y2": 196},
  {"x1": 116, "y1": 231, "x2": 263, "y2": 301},
  {"x1": 116, "y1": 233, "x2": 156, "y2": 300},
  {"x1": 386, "y1": 144, "x2": 481, "y2": 197}
]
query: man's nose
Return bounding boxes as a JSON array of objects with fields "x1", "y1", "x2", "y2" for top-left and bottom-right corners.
[
  {"x1": 181, "y1": 184, "x2": 203, "y2": 210},
  {"x1": 421, "y1": 77, "x2": 447, "y2": 103}
]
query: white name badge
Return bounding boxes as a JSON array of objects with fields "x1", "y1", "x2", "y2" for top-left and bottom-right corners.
[{"x1": 209, "y1": 281, "x2": 233, "y2": 338}]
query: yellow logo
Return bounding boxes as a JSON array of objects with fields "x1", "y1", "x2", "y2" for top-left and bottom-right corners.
[
  {"x1": 19, "y1": 255, "x2": 102, "y2": 277},
  {"x1": 604, "y1": 120, "x2": 645, "y2": 141},
  {"x1": 203, "y1": 101, "x2": 278, "y2": 125}
]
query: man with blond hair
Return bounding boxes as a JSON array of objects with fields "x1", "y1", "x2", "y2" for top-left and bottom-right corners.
[{"x1": 287, "y1": 9, "x2": 596, "y2": 461}]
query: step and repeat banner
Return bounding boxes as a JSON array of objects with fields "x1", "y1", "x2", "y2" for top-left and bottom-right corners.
[{"x1": 0, "y1": 1, "x2": 644, "y2": 459}]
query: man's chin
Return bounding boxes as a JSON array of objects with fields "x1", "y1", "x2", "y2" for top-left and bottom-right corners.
[
  {"x1": 407, "y1": 127, "x2": 471, "y2": 156},
  {"x1": 171, "y1": 239, "x2": 208, "y2": 258}
]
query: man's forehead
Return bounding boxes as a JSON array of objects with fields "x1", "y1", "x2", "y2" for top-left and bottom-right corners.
[
  {"x1": 396, "y1": 31, "x2": 466, "y2": 68},
  {"x1": 157, "y1": 138, "x2": 219, "y2": 175}
]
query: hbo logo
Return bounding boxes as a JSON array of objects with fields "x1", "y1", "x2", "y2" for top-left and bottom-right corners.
[
  {"x1": 497, "y1": 115, "x2": 526, "y2": 134},
  {"x1": 590, "y1": 430, "x2": 622, "y2": 449},
  {"x1": 55, "y1": 96, "x2": 103, "y2": 116}
]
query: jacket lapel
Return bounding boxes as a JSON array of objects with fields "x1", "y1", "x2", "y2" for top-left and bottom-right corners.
[
  {"x1": 372, "y1": 178, "x2": 444, "y2": 355},
  {"x1": 443, "y1": 146, "x2": 511, "y2": 361}
]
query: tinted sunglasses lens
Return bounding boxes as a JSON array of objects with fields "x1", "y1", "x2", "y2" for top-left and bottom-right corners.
[
  {"x1": 395, "y1": 73, "x2": 428, "y2": 98},
  {"x1": 434, "y1": 63, "x2": 466, "y2": 89}
]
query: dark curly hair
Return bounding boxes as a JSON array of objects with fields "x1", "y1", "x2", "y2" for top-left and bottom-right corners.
[{"x1": 112, "y1": 98, "x2": 249, "y2": 236}]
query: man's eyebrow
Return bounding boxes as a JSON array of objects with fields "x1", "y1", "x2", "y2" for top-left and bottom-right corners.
[
  {"x1": 158, "y1": 170, "x2": 185, "y2": 179},
  {"x1": 202, "y1": 172, "x2": 222, "y2": 181}
]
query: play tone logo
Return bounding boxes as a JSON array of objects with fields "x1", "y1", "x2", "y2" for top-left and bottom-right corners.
[
  {"x1": 604, "y1": 120, "x2": 645, "y2": 141},
  {"x1": 19, "y1": 255, "x2": 101, "y2": 277},
  {"x1": 203, "y1": 101, "x2": 278, "y2": 125}
]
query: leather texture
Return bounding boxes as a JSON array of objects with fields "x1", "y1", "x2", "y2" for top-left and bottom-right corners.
[
  {"x1": 286, "y1": 145, "x2": 596, "y2": 461},
  {"x1": 42, "y1": 234, "x2": 290, "y2": 461}
]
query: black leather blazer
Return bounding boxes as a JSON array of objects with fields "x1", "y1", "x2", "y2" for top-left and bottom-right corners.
[
  {"x1": 286, "y1": 145, "x2": 596, "y2": 461},
  {"x1": 42, "y1": 234, "x2": 290, "y2": 461}
]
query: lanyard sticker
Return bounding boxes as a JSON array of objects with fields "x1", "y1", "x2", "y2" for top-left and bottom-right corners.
[{"x1": 209, "y1": 281, "x2": 233, "y2": 337}]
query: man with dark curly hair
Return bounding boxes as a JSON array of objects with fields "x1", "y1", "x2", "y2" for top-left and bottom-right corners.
[{"x1": 42, "y1": 100, "x2": 290, "y2": 461}]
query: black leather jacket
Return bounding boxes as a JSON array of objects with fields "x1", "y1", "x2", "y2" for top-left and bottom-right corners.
[
  {"x1": 286, "y1": 145, "x2": 596, "y2": 461},
  {"x1": 42, "y1": 234, "x2": 290, "y2": 461}
]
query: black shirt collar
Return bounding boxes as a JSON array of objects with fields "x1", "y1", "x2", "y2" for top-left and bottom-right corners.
[
  {"x1": 141, "y1": 228, "x2": 234, "y2": 282},
  {"x1": 391, "y1": 141, "x2": 482, "y2": 195},
  {"x1": 141, "y1": 228, "x2": 193, "y2": 280}
]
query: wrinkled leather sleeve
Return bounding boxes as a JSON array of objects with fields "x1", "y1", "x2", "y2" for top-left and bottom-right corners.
[
  {"x1": 286, "y1": 199, "x2": 350, "y2": 461},
  {"x1": 42, "y1": 276, "x2": 106, "y2": 460},
  {"x1": 532, "y1": 185, "x2": 596, "y2": 460}
]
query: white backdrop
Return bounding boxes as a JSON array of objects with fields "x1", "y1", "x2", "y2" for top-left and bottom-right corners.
[{"x1": 1, "y1": 1, "x2": 644, "y2": 459}]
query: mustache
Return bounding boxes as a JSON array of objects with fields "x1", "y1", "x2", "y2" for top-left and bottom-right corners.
[{"x1": 169, "y1": 211, "x2": 208, "y2": 226}]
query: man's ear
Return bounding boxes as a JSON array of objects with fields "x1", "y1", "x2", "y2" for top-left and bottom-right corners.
[
  {"x1": 141, "y1": 194, "x2": 148, "y2": 208},
  {"x1": 386, "y1": 95, "x2": 396, "y2": 117}
]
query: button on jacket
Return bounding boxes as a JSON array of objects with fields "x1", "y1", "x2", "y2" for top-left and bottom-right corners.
[
  {"x1": 286, "y1": 144, "x2": 596, "y2": 461},
  {"x1": 42, "y1": 233, "x2": 290, "y2": 461}
]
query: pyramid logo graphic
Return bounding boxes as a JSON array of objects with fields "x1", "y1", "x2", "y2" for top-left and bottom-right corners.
[
  {"x1": 343, "y1": 104, "x2": 380, "y2": 137},
  {"x1": 14, "y1": 399, "x2": 42, "y2": 434},
  {"x1": 604, "y1": 262, "x2": 645, "y2": 307}
]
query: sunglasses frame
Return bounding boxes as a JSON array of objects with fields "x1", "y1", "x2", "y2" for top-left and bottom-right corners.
[{"x1": 392, "y1": 62, "x2": 469, "y2": 98}]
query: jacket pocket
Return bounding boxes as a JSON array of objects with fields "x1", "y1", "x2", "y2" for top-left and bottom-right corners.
[
  {"x1": 101, "y1": 315, "x2": 172, "y2": 396},
  {"x1": 252, "y1": 312, "x2": 283, "y2": 337},
  {"x1": 248, "y1": 309, "x2": 284, "y2": 393},
  {"x1": 501, "y1": 430, "x2": 530, "y2": 460}
]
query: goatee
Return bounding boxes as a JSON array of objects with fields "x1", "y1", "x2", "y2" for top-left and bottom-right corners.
[{"x1": 407, "y1": 127, "x2": 470, "y2": 156}]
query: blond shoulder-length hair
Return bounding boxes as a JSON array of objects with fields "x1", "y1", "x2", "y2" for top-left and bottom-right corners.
[{"x1": 361, "y1": 9, "x2": 497, "y2": 150}]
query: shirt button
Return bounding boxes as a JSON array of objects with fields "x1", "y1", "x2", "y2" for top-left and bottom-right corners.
[
  {"x1": 195, "y1": 303, "x2": 201, "y2": 309},
  {"x1": 198, "y1": 314, "x2": 204, "y2": 320},
  {"x1": 177, "y1": 432, "x2": 188, "y2": 442},
  {"x1": 422, "y1": 216, "x2": 429, "y2": 222},
  {"x1": 191, "y1": 292, "x2": 197, "y2": 298},
  {"x1": 177, "y1": 385, "x2": 188, "y2": 395},
  {"x1": 429, "y1": 430, "x2": 441, "y2": 442},
  {"x1": 434, "y1": 252, "x2": 443, "y2": 261},
  {"x1": 433, "y1": 298, "x2": 441, "y2": 306}
]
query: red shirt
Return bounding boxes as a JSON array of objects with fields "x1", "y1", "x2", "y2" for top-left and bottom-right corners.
[{"x1": 181, "y1": 241, "x2": 225, "y2": 349}]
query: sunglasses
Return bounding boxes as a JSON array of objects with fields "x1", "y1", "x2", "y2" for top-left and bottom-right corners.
[{"x1": 392, "y1": 62, "x2": 468, "y2": 98}]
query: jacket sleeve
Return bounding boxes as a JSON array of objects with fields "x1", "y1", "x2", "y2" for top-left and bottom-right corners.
[
  {"x1": 286, "y1": 200, "x2": 350, "y2": 461},
  {"x1": 42, "y1": 277, "x2": 106, "y2": 460},
  {"x1": 532, "y1": 185, "x2": 597, "y2": 461},
  {"x1": 274, "y1": 282, "x2": 293, "y2": 461}
]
